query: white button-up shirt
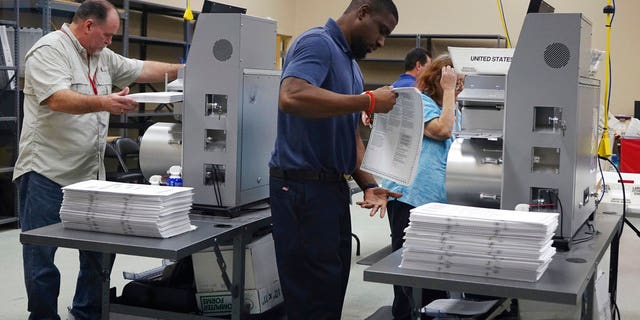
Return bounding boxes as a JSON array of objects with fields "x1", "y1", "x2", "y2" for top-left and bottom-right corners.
[{"x1": 13, "y1": 23, "x2": 143, "y2": 186}]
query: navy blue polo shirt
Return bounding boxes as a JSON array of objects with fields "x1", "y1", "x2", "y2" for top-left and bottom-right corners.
[
  {"x1": 392, "y1": 73, "x2": 417, "y2": 88},
  {"x1": 269, "y1": 19, "x2": 363, "y2": 174}
]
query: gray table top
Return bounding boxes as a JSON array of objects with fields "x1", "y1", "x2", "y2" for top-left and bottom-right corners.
[
  {"x1": 20, "y1": 209, "x2": 271, "y2": 260},
  {"x1": 364, "y1": 212, "x2": 622, "y2": 305}
]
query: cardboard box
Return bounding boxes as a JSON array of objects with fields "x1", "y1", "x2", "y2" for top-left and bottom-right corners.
[
  {"x1": 195, "y1": 280, "x2": 283, "y2": 316},
  {"x1": 192, "y1": 234, "x2": 279, "y2": 293},
  {"x1": 518, "y1": 299, "x2": 580, "y2": 320}
]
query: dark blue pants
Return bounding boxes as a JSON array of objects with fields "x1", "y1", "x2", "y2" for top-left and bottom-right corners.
[
  {"x1": 17, "y1": 172, "x2": 115, "y2": 320},
  {"x1": 269, "y1": 176, "x2": 351, "y2": 320},
  {"x1": 387, "y1": 200, "x2": 448, "y2": 320}
]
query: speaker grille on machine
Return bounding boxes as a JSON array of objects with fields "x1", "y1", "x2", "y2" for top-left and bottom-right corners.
[
  {"x1": 213, "y1": 39, "x2": 233, "y2": 61},
  {"x1": 544, "y1": 42, "x2": 570, "y2": 69}
]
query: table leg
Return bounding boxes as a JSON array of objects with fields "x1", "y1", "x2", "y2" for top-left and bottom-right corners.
[
  {"x1": 231, "y1": 231, "x2": 247, "y2": 320},
  {"x1": 583, "y1": 272, "x2": 595, "y2": 320},
  {"x1": 412, "y1": 287, "x2": 422, "y2": 320},
  {"x1": 101, "y1": 253, "x2": 111, "y2": 320}
]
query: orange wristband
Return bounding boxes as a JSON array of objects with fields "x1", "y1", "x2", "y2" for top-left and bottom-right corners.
[{"x1": 364, "y1": 91, "x2": 375, "y2": 115}]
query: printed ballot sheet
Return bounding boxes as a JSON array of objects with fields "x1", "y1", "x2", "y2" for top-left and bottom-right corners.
[{"x1": 361, "y1": 87, "x2": 423, "y2": 185}]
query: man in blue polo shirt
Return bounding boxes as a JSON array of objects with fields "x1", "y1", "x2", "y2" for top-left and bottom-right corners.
[
  {"x1": 392, "y1": 47, "x2": 431, "y2": 88},
  {"x1": 269, "y1": 0, "x2": 401, "y2": 318}
]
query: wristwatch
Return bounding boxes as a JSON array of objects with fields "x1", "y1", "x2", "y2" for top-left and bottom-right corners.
[{"x1": 362, "y1": 183, "x2": 379, "y2": 191}]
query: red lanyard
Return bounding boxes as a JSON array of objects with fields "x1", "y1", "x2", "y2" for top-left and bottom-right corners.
[
  {"x1": 87, "y1": 62, "x2": 98, "y2": 95},
  {"x1": 60, "y1": 28, "x2": 98, "y2": 95}
]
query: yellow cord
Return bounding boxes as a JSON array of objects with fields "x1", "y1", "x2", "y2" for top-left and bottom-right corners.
[
  {"x1": 598, "y1": 0, "x2": 613, "y2": 157},
  {"x1": 183, "y1": 0, "x2": 194, "y2": 21},
  {"x1": 496, "y1": 0, "x2": 512, "y2": 48}
]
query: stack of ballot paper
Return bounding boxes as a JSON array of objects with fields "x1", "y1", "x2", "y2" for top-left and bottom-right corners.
[
  {"x1": 400, "y1": 203, "x2": 558, "y2": 282},
  {"x1": 60, "y1": 180, "x2": 195, "y2": 238},
  {"x1": 127, "y1": 91, "x2": 183, "y2": 103}
]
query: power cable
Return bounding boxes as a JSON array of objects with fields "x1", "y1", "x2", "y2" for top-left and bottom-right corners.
[
  {"x1": 598, "y1": 0, "x2": 615, "y2": 157},
  {"x1": 496, "y1": 0, "x2": 512, "y2": 47}
]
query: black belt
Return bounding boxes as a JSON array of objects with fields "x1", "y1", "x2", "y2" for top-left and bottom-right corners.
[{"x1": 270, "y1": 168, "x2": 344, "y2": 183}]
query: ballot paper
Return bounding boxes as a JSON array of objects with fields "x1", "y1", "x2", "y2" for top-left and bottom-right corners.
[
  {"x1": 60, "y1": 180, "x2": 195, "y2": 238},
  {"x1": 400, "y1": 203, "x2": 558, "y2": 282},
  {"x1": 127, "y1": 91, "x2": 184, "y2": 103},
  {"x1": 361, "y1": 87, "x2": 423, "y2": 185}
]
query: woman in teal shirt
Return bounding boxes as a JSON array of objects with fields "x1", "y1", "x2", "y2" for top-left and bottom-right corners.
[{"x1": 381, "y1": 55, "x2": 464, "y2": 320}]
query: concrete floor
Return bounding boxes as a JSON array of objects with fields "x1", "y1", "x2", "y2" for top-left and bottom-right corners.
[{"x1": 1, "y1": 201, "x2": 640, "y2": 320}]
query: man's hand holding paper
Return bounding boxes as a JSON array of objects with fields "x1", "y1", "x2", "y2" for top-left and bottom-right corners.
[{"x1": 360, "y1": 87, "x2": 424, "y2": 186}]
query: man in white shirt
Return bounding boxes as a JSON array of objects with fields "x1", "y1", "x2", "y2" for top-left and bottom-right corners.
[{"x1": 13, "y1": 1, "x2": 183, "y2": 318}]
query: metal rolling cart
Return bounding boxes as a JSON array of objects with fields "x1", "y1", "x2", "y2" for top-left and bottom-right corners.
[
  {"x1": 364, "y1": 212, "x2": 623, "y2": 320},
  {"x1": 20, "y1": 209, "x2": 272, "y2": 320}
]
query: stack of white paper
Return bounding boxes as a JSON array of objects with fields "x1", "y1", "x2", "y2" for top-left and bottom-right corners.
[
  {"x1": 60, "y1": 180, "x2": 195, "y2": 238},
  {"x1": 400, "y1": 203, "x2": 558, "y2": 282},
  {"x1": 127, "y1": 91, "x2": 184, "y2": 103}
]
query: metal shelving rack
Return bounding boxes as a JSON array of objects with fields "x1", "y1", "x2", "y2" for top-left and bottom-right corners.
[
  {"x1": 114, "y1": 0, "x2": 194, "y2": 60},
  {"x1": 112, "y1": 0, "x2": 196, "y2": 137},
  {"x1": 0, "y1": 0, "x2": 20, "y2": 226}
]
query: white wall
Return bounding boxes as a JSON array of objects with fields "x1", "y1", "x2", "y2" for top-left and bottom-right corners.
[
  {"x1": 158, "y1": 0, "x2": 639, "y2": 115},
  {"x1": 146, "y1": 0, "x2": 296, "y2": 35}
]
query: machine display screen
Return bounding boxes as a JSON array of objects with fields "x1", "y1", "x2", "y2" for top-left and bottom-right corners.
[
  {"x1": 202, "y1": 1, "x2": 246, "y2": 14},
  {"x1": 527, "y1": 0, "x2": 555, "y2": 14}
]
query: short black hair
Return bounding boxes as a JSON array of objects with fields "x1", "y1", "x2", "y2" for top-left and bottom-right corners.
[
  {"x1": 73, "y1": 0, "x2": 116, "y2": 24},
  {"x1": 346, "y1": 0, "x2": 399, "y2": 22},
  {"x1": 404, "y1": 47, "x2": 431, "y2": 71}
]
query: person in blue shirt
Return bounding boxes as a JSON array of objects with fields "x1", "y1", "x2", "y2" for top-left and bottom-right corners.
[
  {"x1": 381, "y1": 55, "x2": 465, "y2": 320},
  {"x1": 392, "y1": 47, "x2": 431, "y2": 88},
  {"x1": 269, "y1": 0, "x2": 402, "y2": 318}
]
